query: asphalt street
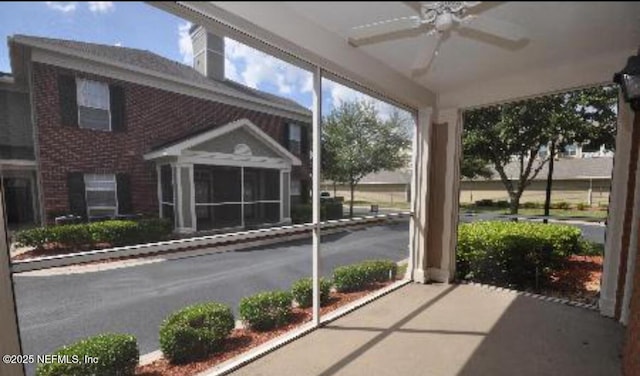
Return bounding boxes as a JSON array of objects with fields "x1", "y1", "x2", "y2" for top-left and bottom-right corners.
[{"x1": 13, "y1": 223, "x2": 409, "y2": 375}]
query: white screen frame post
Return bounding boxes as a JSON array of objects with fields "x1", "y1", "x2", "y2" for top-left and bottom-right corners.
[
  {"x1": 0, "y1": 188, "x2": 25, "y2": 376},
  {"x1": 311, "y1": 66, "x2": 322, "y2": 325}
]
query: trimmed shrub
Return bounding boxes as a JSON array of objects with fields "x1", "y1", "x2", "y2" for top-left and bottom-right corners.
[
  {"x1": 49, "y1": 224, "x2": 93, "y2": 249},
  {"x1": 576, "y1": 202, "x2": 589, "y2": 211},
  {"x1": 361, "y1": 260, "x2": 398, "y2": 282},
  {"x1": 456, "y1": 221, "x2": 581, "y2": 289},
  {"x1": 521, "y1": 202, "x2": 543, "y2": 209},
  {"x1": 291, "y1": 277, "x2": 332, "y2": 308},
  {"x1": 495, "y1": 200, "x2": 510, "y2": 208},
  {"x1": 136, "y1": 218, "x2": 173, "y2": 242},
  {"x1": 36, "y1": 333, "x2": 138, "y2": 376},
  {"x1": 239, "y1": 291, "x2": 293, "y2": 331},
  {"x1": 333, "y1": 264, "x2": 369, "y2": 292},
  {"x1": 89, "y1": 220, "x2": 139, "y2": 246},
  {"x1": 15, "y1": 218, "x2": 172, "y2": 250},
  {"x1": 474, "y1": 199, "x2": 494, "y2": 207},
  {"x1": 159, "y1": 302, "x2": 234, "y2": 364},
  {"x1": 14, "y1": 227, "x2": 50, "y2": 250},
  {"x1": 550, "y1": 201, "x2": 571, "y2": 210},
  {"x1": 291, "y1": 202, "x2": 343, "y2": 224}
]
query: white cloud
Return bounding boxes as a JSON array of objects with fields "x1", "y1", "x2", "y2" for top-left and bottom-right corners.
[
  {"x1": 45, "y1": 2, "x2": 77, "y2": 13},
  {"x1": 114, "y1": 42, "x2": 122, "y2": 47},
  {"x1": 225, "y1": 38, "x2": 311, "y2": 97},
  {"x1": 322, "y1": 79, "x2": 407, "y2": 121},
  {"x1": 87, "y1": 2, "x2": 113, "y2": 13},
  {"x1": 178, "y1": 21, "x2": 193, "y2": 65},
  {"x1": 87, "y1": 2, "x2": 114, "y2": 13}
]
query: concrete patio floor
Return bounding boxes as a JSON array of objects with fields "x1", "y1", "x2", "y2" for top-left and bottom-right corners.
[{"x1": 231, "y1": 283, "x2": 624, "y2": 376}]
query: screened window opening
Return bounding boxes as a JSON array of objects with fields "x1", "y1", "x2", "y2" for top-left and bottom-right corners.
[
  {"x1": 84, "y1": 173, "x2": 117, "y2": 218},
  {"x1": 77, "y1": 78, "x2": 111, "y2": 131}
]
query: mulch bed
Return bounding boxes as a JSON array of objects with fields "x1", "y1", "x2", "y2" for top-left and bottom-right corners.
[
  {"x1": 135, "y1": 281, "x2": 396, "y2": 376},
  {"x1": 542, "y1": 255, "x2": 603, "y2": 305}
]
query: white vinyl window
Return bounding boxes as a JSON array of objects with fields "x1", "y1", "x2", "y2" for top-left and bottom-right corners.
[
  {"x1": 289, "y1": 123, "x2": 301, "y2": 154},
  {"x1": 84, "y1": 174, "x2": 117, "y2": 218},
  {"x1": 77, "y1": 78, "x2": 111, "y2": 131},
  {"x1": 290, "y1": 179, "x2": 301, "y2": 196}
]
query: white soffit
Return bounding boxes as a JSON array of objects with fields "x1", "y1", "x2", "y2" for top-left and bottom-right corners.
[{"x1": 180, "y1": 1, "x2": 436, "y2": 110}]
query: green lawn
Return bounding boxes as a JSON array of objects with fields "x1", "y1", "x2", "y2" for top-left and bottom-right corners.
[{"x1": 461, "y1": 206, "x2": 608, "y2": 220}]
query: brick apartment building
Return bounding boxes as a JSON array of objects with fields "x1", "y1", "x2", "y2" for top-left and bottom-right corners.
[{"x1": 0, "y1": 26, "x2": 311, "y2": 233}]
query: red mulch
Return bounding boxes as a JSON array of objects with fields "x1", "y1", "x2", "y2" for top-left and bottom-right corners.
[
  {"x1": 543, "y1": 255, "x2": 603, "y2": 304},
  {"x1": 135, "y1": 281, "x2": 396, "y2": 376}
]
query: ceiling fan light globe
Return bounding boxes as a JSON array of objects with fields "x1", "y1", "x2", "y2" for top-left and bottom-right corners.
[{"x1": 435, "y1": 13, "x2": 454, "y2": 32}]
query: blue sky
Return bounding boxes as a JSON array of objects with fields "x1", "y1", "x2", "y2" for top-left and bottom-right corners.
[{"x1": 0, "y1": 2, "x2": 411, "y2": 124}]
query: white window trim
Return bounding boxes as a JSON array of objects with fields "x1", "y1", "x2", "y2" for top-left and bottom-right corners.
[
  {"x1": 84, "y1": 174, "x2": 118, "y2": 218},
  {"x1": 76, "y1": 78, "x2": 112, "y2": 132}
]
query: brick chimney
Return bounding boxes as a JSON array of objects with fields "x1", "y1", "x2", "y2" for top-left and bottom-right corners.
[{"x1": 189, "y1": 25, "x2": 225, "y2": 81}]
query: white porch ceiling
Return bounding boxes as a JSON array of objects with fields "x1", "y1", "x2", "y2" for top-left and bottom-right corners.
[
  {"x1": 285, "y1": 2, "x2": 639, "y2": 92},
  {"x1": 203, "y1": 2, "x2": 640, "y2": 109}
]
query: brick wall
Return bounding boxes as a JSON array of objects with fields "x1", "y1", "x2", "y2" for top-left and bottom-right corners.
[
  {"x1": 624, "y1": 230, "x2": 640, "y2": 375},
  {"x1": 32, "y1": 62, "x2": 310, "y2": 219}
]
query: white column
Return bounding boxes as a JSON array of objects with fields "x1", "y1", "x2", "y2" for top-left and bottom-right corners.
[
  {"x1": 410, "y1": 107, "x2": 433, "y2": 283},
  {"x1": 156, "y1": 165, "x2": 162, "y2": 218},
  {"x1": 311, "y1": 66, "x2": 322, "y2": 325},
  {"x1": 279, "y1": 170, "x2": 284, "y2": 222},
  {"x1": 0, "y1": 192, "x2": 25, "y2": 376},
  {"x1": 600, "y1": 93, "x2": 635, "y2": 317},
  {"x1": 241, "y1": 167, "x2": 245, "y2": 228}
]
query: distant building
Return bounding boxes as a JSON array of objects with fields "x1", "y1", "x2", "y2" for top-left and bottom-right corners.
[
  {"x1": 460, "y1": 156, "x2": 613, "y2": 205},
  {"x1": 1, "y1": 28, "x2": 312, "y2": 232}
]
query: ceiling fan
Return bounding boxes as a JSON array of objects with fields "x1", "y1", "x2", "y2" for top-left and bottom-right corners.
[{"x1": 348, "y1": 2, "x2": 528, "y2": 77}]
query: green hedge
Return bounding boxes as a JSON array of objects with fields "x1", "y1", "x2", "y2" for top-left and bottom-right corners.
[
  {"x1": 291, "y1": 202, "x2": 343, "y2": 224},
  {"x1": 456, "y1": 221, "x2": 582, "y2": 289},
  {"x1": 360, "y1": 260, "x2": 398, "y2": 282},
  {"x1": 159, "y1": 302, "x2": 235, "y2": 364},
  {"x1": 36, "y1": 333, "x2": 138, "y2": 376},
  {"x1": 333, "y1": 259, "x2": 397, "y2": 293},
  {"x1": 291, "y1": 277, "x2": 332, "y2": 308},
  {"x1": 239, "y1": 291, "x2": 293, "y2": 331},
  {"x1": 333, "y1": 264, "x2": 369, "y2": 292},
  {"x1": 15, "y1": 218, "x2": 172, "y2": 250}
]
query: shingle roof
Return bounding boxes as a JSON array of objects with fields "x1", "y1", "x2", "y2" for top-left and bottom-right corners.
[
  {"x1": 359, "y1": 170, "x2": 412, "y2": 185},
  {"x1": 10, "y1": 35, "x2": 309, "y2": 114},
  {"x1": 483, "y1": 156, "x2": 613, "y2": 181}
]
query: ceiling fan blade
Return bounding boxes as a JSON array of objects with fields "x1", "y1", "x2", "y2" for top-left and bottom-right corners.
[
  {"x1": 463, "y1": 1, "x2": 506, "y2": 15},
  {"x1": 411, "y1": 33, "x2": 445, "y2": 76},
  {"x1": 458, "y1": 15, "x2": 527, "y2": 42},
  {"x1": 348, "y1": 16, "x2": 426, "y2": 47},
  {"x1": 402, "y1": 2, "x2": 423, "y2": 14}
]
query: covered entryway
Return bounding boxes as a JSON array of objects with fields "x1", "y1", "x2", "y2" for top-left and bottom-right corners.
[{"x1": 145, "y1": 118, "x2": 301, "y2": 233}]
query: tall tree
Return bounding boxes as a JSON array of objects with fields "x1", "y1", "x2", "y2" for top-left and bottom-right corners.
[
  {"x1": 322, "y1": 100, "x2": 411, "y2": 217},
  {"x1": 463, "y1": 100, "x2": 552, "y2": 214},
  {"x1": 462, "y1": 85, "x2": 617, "y2": 216},
  {"x1": 538, "y1": 86, "x2": 617, "y2": 220}
]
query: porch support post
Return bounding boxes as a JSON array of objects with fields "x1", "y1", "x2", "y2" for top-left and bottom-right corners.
[
  {"x1": 410, "y1": 107, "x2": 433, "y2": 283},
  {"x1": 424, "y1": 108, "x2": 461, "y2": 283},
  {"x1": 175, "y1": 162, "x2": 196, "y2": 233},
  {"x1": 241, "y1": 167, "x2": 245, "y2": 228},
  {"x1": 311, "y1": 66, "x2": 322, "y2": 325},
  {"x1": 601, "y1": 92, "x2": 637, "y2": 318},
  {"x1": 0, "y1": 190, "x2": 25, "y2": 376}
]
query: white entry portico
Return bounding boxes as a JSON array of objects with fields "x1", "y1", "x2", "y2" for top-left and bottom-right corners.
[{"x1": 144, "y1": 118, "x2": 302, "y2": 233}]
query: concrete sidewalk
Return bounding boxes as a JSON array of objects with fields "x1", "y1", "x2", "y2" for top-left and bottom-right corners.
[{"x1": 231, "y1": 283, "x2": 623, "y2": 376}]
